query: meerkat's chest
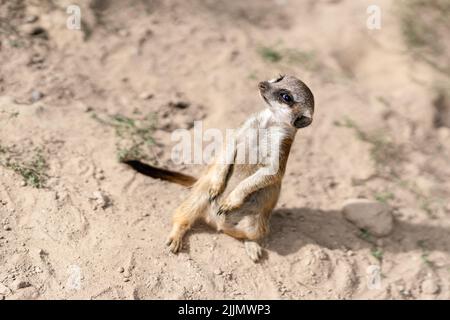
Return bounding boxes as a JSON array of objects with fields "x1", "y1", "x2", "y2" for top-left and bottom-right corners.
[{"x1": 234, "y1": 126, "x2": 281, "y2": 166}]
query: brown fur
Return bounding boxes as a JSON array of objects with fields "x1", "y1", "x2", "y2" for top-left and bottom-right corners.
[{"x1": 126, "y1": 75, "x2": 314, "y2": 262}]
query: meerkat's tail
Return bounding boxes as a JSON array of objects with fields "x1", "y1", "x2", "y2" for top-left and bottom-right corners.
[{"x1": 123, "y1": 160, "x2": 197, "y2": 187}]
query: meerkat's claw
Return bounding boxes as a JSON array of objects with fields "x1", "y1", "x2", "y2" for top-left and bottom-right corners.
[
  {"x1": 217, "y1": 195, "x2": 243, "y2": 215},
  {"x1": 245, "y1": 241, "x2": 263, "y2": 262},
  {"x1": 208, "y1": 192, "x2": 218, "y2": 203},
  {"x1": 217, "y1": 204, "x2": 232, "y2": 216},
  {"x1": 208, "y1": 185, "x2": 222, "y2": 203},
  {"x1": 166, "y1": 236, "x2": 182, "y2": 253}
]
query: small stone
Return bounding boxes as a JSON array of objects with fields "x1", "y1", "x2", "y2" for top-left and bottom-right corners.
[
  {"x1": 31, "y1": 90, "x2": 43, "y2": 102},
  {"x1": 25, "y1": 15, "x2": 39, "y2": 23},
  {"x1": 421, "y1": 279, "x2": 440, "y2": 295},
  {"x1": 117, "y1": 267, "x2": 124, "y2": 273},
  {"x1": 139, "y1": 92, "x2": 154, "y2": 100},
  {"x1": 123, "y1": 278, "x2": 130, "y2": 282},
  {"x1": 214, "y1": 269, "x2": 223, "y2": 275},
  {"x1": 92, "y1": 191, "x2": 109, "y2": 209},
  {"x1": 3, "y1": 225, "x2": 11, "y2": 231},
  {"x1": 95, "y1": 172, "x2": 105, "y2": 180},
  {"x1": 342, "y1": 199, "x2": 393, "y2": 237}
]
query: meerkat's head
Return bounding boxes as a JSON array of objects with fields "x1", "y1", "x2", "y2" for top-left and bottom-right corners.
[{"x1": 258, "y1": 75, "x2": 314, "y2": 129}]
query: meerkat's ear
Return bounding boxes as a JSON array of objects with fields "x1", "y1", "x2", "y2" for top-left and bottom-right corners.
[{"x1": 293, "y1": 115, "x2": 312, "y2": 128}]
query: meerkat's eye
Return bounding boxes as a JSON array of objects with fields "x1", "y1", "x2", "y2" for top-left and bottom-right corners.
[{"x1": 280, "y1": 92, "x2": 293, "y2": 104}]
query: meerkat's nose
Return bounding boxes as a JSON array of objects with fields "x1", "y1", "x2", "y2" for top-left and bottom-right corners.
[{"x1": 258, "y1": 81, "x2": 269, "y2": 91}]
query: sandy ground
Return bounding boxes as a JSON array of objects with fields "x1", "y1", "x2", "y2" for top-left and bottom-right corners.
[{"x1": 1, "y1": 0, "x2": 450, "y2": 299}]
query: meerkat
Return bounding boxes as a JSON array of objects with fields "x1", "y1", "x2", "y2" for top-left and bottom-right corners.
[{"x1": 124, "y1": 75, "x2": 314, "y2": 262}]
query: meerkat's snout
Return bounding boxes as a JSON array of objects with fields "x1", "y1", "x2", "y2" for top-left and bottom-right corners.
[
  {"x1": 258, "y1": 81, "x2": 269, "y2": 91},
  {"x1": 259, "y1": 75, "x2": 315, "y2": 129}
]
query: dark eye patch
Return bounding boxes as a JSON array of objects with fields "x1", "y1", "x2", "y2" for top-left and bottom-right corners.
[{"x1": 278, "y1": 90, "x2": 294, "y2": 105}]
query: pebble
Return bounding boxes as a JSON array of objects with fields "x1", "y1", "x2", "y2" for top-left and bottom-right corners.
[
  {"x1": 123, "y1": 278, "x2": 130, "y2": 283},
  {"x1": 117, "y1": 267, "x2": 125, "y2": 273},
  {"x1": 25, "y1": 15, "x2": 39, "y2": 23},
  {"x1": 214, "y1": 269, "x2": 223, "y2": 276},
  {"x1": 139, "y1": 92, "x2": 154, "y2": 100},
  {"x1": 92, "y1": 191, "x2": 109, "y2": 209},
  {"x1": 95, "y1": 170, "x2": 105, "y2": 180},
  {"x1": 31, "y1": 90, "x2": 43, "y2": 102},
  {"x1": 3, "y1": 225, "x2": 11, "y2": 231},
  {"x1": 421, "y1": 279, "x2": 440, "y2": 295}
]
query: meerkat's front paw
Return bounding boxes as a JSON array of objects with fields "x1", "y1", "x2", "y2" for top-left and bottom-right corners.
[
  {"x1": 216, "y1": 202, "x2": 233, "y2": 216},
  {"x1": 245, "y1": 241, "x2": 263, "y2": 262},
  {"x1": 166, "y1": 235, "x2": 183, "y2": 253},
  {"x1": 208, "y1": 184, "x2": 222, "y2": 202},
  {"x1": 217, "y1": 193, "x2": 243, "y2": 215}
]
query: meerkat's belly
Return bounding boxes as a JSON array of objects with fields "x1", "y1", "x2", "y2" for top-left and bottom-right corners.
[
  {"x1": 205, "y1": 128, "x2": 281, "y2": 230},
  {"x1": 206, "y1": 164, "x2": 281, "y2": 232}
]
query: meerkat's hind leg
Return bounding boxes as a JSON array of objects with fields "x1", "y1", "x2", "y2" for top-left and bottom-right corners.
[
  {"x1": 220, "y1": 220, "x2": 266, "y2": 263},
  {"x1": 166, "y1": 193, "x2": 208, "y2": 254},
  {"x1": 166, "y1": 221, "x2": 189, "y2": 253},
  {"x1": 244, "y1": 240, "x2": 263, "y2": 262}
]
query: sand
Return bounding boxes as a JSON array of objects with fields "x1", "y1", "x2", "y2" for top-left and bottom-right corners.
[{"x1": 0, "y1": 0, "x2": 449, "y2": 299}]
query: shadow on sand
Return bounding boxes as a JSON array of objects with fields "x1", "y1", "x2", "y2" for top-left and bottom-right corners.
[{"x1": 267, "y1": 207, "x2": 450, "y2": 256}]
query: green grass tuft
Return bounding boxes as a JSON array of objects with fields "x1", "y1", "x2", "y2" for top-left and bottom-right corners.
[
  {"x1": 257, "y1": 46, "x2": 283, "y2": 63},
  {"x1": 0, "y1": 147, "x2": 48, "y2": 188},
  {"x1": 92, "y1": 112, "x2": 156, "y2": 162}
]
